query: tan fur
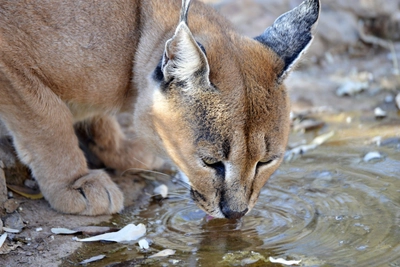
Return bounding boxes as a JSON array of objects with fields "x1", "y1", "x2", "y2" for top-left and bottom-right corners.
[{"x1": 0, "y1": 0, "x2": 317, "y2": 217}]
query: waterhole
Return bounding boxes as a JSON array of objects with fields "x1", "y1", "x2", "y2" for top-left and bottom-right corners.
[{"x1": 63, "y1": 113, "x2": 400, "y2": 266}]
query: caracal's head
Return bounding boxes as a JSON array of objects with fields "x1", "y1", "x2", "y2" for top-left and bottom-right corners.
[{"x1": 138, "y1": 0, "x2": 320, "y2": 219}]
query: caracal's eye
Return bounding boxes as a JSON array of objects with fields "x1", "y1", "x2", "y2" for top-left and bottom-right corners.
[
  {"x1": 202, "y1": 157, "x2": 219, "y2": 166},
  {"x1": 256, "y1": 158, "x2": 278, "y2": 169},
  {"x1": 202, "y1": 157, "x2": 225, "y2": 177}
]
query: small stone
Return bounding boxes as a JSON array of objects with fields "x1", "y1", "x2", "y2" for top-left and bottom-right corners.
[
  {"x1": 3, "y1": 199, "x2": 19, "y2": 214},
  {"x1": 24, "y1": 179, "x2": 38, "y2": 189},
  {"x1": 169, "y1": 259, "x2": 181, "y2": 265},
  {"x1": 138, "y1": 239, "x2": 149, "y2": 250},
  {"x1": 374, "y1": 107, "x2": 387, "y2": 118},
  {"x1": 4, "y1": 212, "x2": 25, "y2": 232},
  {"x1": 154, "y1": 184, "x2": 168, "y2": 198},
  {"x1": 384, "y1": 94, "x2": 394, "y2": 103},
  {"x1": 371, "y1": 136, "x2": 382, "y2": 146},
  {"x1": 336, "y1": 81, "x2": 369, "y2": 96},
  {"x1": 396, "y1": 93, "x2": 400, "y2": 110},
  {"x1": 363, "y1": 151, "x2": 383, "y2": 162}
]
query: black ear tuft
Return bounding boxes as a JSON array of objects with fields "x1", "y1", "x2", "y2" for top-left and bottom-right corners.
[
  {"x1": 255, "y1": 0, "x2": 320, "y2": 81},
  {"x1": 180, "y1": 0, "x2": 192, "y2": 25}
]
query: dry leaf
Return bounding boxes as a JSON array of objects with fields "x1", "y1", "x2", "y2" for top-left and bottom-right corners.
[
  {"x1": 311, "y1": 131, "x2": 335, "y2": 146},
  {"x1": 285, "y1": 131, "x2": 334, "y2": 161},
  {"x1": 77, "y1": 223, "x2": 146, "y2": 243},
  {"x1": 269, "y1": 257, "x2": 302, "y2": 265},
  {"x1": 0, "y1": 233, "x2": 7, "y2": 248},
  {"x1": 51, "y1": 228, "x2": 78, "y2": 235},
  {"x1": 3, "y1": 227, "x2": 20, "y2": 234},
  {"x1": 148, "y1": 249, "x2": 176, "y2": 258},
  {"x1": 51, "y1": 226, "x2": 116, "y2": 236},
  {"x1": 79, "y1": 254, "x2": 106, "y2": 264},
  {"x1": 6, "y1": 184, "x2": 43, "y2": 200},
  {"x1": 293, "y1": 119, "x2": 324, "y2": 132}
]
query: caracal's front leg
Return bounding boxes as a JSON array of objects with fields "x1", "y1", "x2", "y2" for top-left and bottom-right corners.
[
  {"x1": 0, "y1": 71, "x2": 123, "y2": 215},
  {"x1": 85, "y1": 115, "x2": 165, "y2": 172}
]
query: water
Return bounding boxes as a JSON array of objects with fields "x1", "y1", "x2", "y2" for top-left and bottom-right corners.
[{"x1": 63, "y1": 113, "x2": 400, "y2": 266}]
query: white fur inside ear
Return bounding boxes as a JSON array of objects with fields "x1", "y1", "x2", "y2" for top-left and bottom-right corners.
[{"x1": 162, "y1": 22, "x2": 209, "y2": 82}]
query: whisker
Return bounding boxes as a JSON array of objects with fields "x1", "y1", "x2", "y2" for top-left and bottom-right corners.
[
  {"x1": 125, "y1": 155, "x2": 167, "y2": 173},
  {"x1": 121, "y1": 168, "x2": 171, "y2": 178},
  {"x1": 166, "y1": 196, "x2": 192, "y2": 201},
  {"x1": 174, "y1": 181, "x2": 190, "y2": 190},
  {"x1": 167, "y1": 191, "x2": 189, "y2": 196},
  {"x1": 167, "y1": 188, "x2": 191, "y2": 199},
  {"x1": 145, "y1": 191, "x2": 191, "y2": 201},
  {"x1": 131, "y1": 156, "x2": 151, "y2": 169},
  {"x1": 171, "y1": 177, "x2": 191, "y2": 189},
  {"x1": 167, "y1": 197, "x2": 191, "y2": 201}
]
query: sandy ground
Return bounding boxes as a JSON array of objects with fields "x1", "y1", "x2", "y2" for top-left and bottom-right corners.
[{"x1": 1, "y1": 0, "x2": 399, "y2": 266}]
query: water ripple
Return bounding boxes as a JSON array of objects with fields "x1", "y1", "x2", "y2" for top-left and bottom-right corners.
[{"x1": 137, "y1": 144, "x2": 400, "y2": 266}]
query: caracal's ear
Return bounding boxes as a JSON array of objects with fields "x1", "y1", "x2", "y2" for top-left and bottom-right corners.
[
  {"x1": 162, "y1": 0, "x2": 210, "y2": 85},
  {"x1": 255, "y1": 0, "x2": 320, "y2": 82}
]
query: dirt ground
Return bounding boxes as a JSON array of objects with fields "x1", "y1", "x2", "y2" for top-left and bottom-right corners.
[{"x1": 1, "y1": 0, "x2": 400, "y2": 266}]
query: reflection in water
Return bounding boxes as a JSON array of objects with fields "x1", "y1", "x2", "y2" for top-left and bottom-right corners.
[
  {"x1": 132, "y1": 140, "x2": 400, "y2": 266},
  {"x1": 64, "y1": 114, "x2": 400, "y2": 267}
]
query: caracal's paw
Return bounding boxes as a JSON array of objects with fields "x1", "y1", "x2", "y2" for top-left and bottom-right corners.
[
  {"x1": 90, "y1": 139, "x2": 166, "y2": 171},
  {"x1": 46, "y1": 170, "x2": 124, "y2": 215}
]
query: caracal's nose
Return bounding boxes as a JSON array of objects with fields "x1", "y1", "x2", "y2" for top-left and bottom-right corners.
[{"x1": 220, "y1": 203, "x2": 248, "y2": 219}]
